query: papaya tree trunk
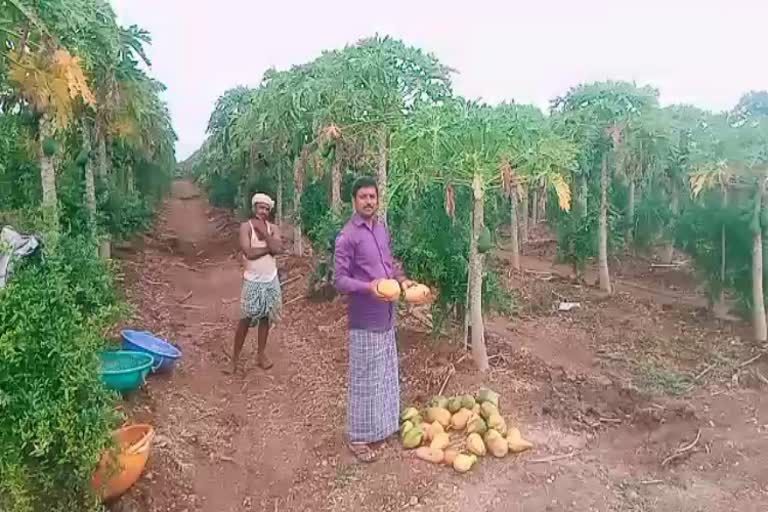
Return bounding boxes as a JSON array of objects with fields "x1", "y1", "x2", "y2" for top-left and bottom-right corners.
[
  {"x1": 377, "y1": 127, "x2": 389, "y2": 222},
  {"x1": 520, "y1": 186, "x2": 529, "y2": 244},
  {"x1": 96, "y1": 121, "x2": 108, "y2": 179},
  {"x1": 577, "y1": 174, "x2": 588, "y2": 219},
  {"x1": 39, "y1": 113, "x2": 60, "y2": 237},
  {"x1": 95, "y1": 121, "x2": 111, "y2": 258},
  {"x1": 752, "y1": 181, "x2": 767, "y2": 342},
  {"x1": 598, "y1": 152, "x2": 612, "y2": 293},
  {"x1": 531, "y1": 187, "x2": 539, "y2": 225},
  {"x1": 276, "y1": 165, "x2": 283, "y2": 225},
  {"x1": 661, "y1": 180, "x2": 679, "y2": 264},
  {"x1": 331, "y1": 149, "x2": 342, "y2": 213},
  {"x1": 715, "y1": 186, "x2": 728, "y2": 312},
  {"x1": 463, "y1": 261, "x2": 471, "y2": 351},
  {"x1": 293, "y1": 147, "x2": 307, "y2": 256},
  {"x1": 470, "y1": 172, "x2": 489, "y2": 372},
  {"x1": 81, "y1": 120, "x2": 96, "y2": 231},
  {"x1": 626, "y1": 178, "x2": 635, "y2": 246},
  {"x1": 509, "y1": 185, "x2": 520, "y2": 271}
]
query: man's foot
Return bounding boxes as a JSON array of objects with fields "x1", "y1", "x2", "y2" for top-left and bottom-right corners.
[
  {"x1": 257, "y1": 354, "x2": 273, "y2": 370},
  {"x1": 348, "y1": 442, "x2": 378, "y2": 463}
]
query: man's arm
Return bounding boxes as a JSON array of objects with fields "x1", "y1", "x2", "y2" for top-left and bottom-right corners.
[
  {"x1": 334, "y1": 231, "x2": 372, "y2": 294},
  {"x1": 240, "y1": 223, "x2": 271, "y2": 260}
]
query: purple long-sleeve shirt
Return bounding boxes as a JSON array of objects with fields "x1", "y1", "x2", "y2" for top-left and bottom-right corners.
[{"x1": 334, "y1": 213, "x2": 405, "y2": 331}]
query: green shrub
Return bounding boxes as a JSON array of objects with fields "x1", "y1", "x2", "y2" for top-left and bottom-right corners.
[
  {"x1": 97, "y1": 184, "x2": 154, "y2": 241},
  {"x1": 0, "y1": 238, "x2": 121, "y2": 512}
]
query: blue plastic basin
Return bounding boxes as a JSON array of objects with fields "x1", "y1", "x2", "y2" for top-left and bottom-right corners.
[{"x1": 120, "y1": 330, "x2": 181, "y2": 373}]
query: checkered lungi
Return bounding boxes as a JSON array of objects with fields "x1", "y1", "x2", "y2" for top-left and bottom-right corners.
[
  {"x1": 240, "y1": 276, "x2": 282, "y2": 327},
  {"x1": 347, "y1": 328, "x2": 400, "y2": 443}
]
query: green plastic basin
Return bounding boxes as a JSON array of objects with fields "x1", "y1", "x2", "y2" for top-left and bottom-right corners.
[{"x1": 100, "y1": 351, "x2": 155, "y2": 392}]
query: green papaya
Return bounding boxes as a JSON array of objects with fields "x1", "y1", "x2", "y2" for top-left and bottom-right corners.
[
  {"x1": 477, "y1": 226, "x2": 492, "y2": 253},
  {"x1": 428, "y1": 395, "x2": 449, "y2": 409},
  {"x1": 447, "y1": 397, "x2": 462, "y2": 414},
  {"x1": 75, "y1": 149, "x2": 89, "y2": 167},
  {"x1": 402, "y1": 427, "x2": 424, "y2": 449},
  {"x1": 460, "y1": 395, "x2": 477, "y2": 410},
  {"x1": 466, "y1": 417, "x2": 488, "y2": 435},
  {"x1": 477, "y1": 387, "x2": 500, "y2": 407},
  {"x1": 42, "y1": 137, "x2": 58, "y2": 157},
  {"x1": 19, "y1": 110, "x2": 36, "y2": 126},
  {"x1": 400, "y1": 407, "x2": 420, "y2": 422},
  {"x1": 321, "y1": 141, "x2": 335, "y2": 159}
]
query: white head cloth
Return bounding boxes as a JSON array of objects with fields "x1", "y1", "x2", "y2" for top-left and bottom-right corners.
[{"x1": 251, "y1": 193, "x2": 274, "y2": 210}]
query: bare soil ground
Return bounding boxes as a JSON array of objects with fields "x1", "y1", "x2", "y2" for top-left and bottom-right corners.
[{"x1": 110, "y1": 181, "x2": 768, "y2": 512}]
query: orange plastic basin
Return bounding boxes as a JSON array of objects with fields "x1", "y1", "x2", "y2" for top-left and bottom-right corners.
[{"x1": 91, "y1": 424, "x2": 155, "y2": 502}]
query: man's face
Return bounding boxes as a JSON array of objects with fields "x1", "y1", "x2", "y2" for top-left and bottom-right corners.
[
  {"x1": 354, "y1": 186, "x2": 378, "y2": 219},
  {"x1": 253, "y1": 203, "x2": 271, "y2": 220}
]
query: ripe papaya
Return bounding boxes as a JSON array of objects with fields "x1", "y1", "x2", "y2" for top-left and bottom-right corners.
[
  {"x1": 443, "y1": 448, "x2": 459, "y2": 465},
  {"x1": 480, "y1": 402, "x2": 499, "y2": 421},
  {"x1": 430, "y1": 432, "x2": 450, "y2": 451},
  {"x1": 466, "y1": 417, "x2": 487, "y2": 435},
  {"x1": 507, "y1": 427, "x2": 534, "y2": 453},
  {"x1": 466, "y1": 433, "x2": 486, "y2": 456},
  {"x1": 404, "y1": 283, "x2": 431, "y2": 304},
  {"x1": 375, "y1": 279, "x2": 401, "y2": 301},
  {"x1": 426, "y1": 407, "x2": 451, "y2": 427},
  {"x1": 426, "y1": 421, "x2": 445, "y2": 441},
  {"x1": 477, "y1": 226, "x2": 492, "y2": 253},
  {"x1": 450, "y1": 408, "x2": 472, "y2": 431},
  {"x1": 453, "y1": 453, "x2": 477, "y2": 473},
  {"x1": 486, "y1": 431, "x2": 509, "y2": 458},
  {"x1": 415, "y1": 446, "x2": 444, "y2": 464}
]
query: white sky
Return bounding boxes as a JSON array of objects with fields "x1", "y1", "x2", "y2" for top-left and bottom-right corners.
[{"x1": 113, "y1": 0, "x2": 768, "y2": 161}]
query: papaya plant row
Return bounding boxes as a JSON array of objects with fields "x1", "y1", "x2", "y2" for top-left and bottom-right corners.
[
  {"x1": 0, "y1": 1, "x2": 176, "y2": 510},
  {"x1": 188, "y1": 36, "x2": 768, "y2": 366}
]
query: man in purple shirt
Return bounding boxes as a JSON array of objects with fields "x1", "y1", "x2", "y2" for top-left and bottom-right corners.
[{"x1": 334, "y1": 176, "x2": 415, "y2": 462}]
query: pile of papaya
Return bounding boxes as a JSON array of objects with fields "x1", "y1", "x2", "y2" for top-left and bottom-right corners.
[{"x1": 399, "y1": 388, "x2": 533, "y2": 473}]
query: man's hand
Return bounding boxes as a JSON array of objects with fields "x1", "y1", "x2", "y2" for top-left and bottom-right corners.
[
  {"x1": 252, "y1": 219, "x2": 268, "y2": 239},
  {"x1": 368, "y1": 279, "x2": 381, "y2": 298}
]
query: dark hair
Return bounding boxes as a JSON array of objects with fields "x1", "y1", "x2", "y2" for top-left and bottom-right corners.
[{"x1": 351, "y1": 176, "x2": 378, "y2": 199}]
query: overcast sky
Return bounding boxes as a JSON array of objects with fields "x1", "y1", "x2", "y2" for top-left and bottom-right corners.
[{"x1": 112, "y1": 0, "x2": 768, "y2": 161}]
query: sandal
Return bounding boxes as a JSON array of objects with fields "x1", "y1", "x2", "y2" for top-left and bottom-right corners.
[{"x1": 348, "y1": 442, "x2": 378, "y2": 463}]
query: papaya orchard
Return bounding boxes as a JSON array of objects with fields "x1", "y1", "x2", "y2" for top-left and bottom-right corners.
[
  {"x1": 0, "y1": 1, "x2": 175, "y2": 510},
  {"x1": 187, "y1": 36, "x2": 768, "y2": 369}
]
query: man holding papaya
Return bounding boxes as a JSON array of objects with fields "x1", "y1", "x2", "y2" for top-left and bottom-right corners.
[{"x1": 334, "y1": 176, "x2": 415, "y2": 462}]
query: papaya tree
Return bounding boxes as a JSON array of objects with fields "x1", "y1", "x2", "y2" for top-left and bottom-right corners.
[
  {"x1": 329, "y1": 36, "x2": 453, "y2": 220},
  {"x1": 392, "y1": 99, "x2": 573, "y2": 371},
  {"x1": 551, "y1": 81, "x2": 659, "y2": 292}
]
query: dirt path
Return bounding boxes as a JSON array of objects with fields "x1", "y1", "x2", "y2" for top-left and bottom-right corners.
[{"x1": 114, "y1": 181, "x2": 768, "y2": 512}]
